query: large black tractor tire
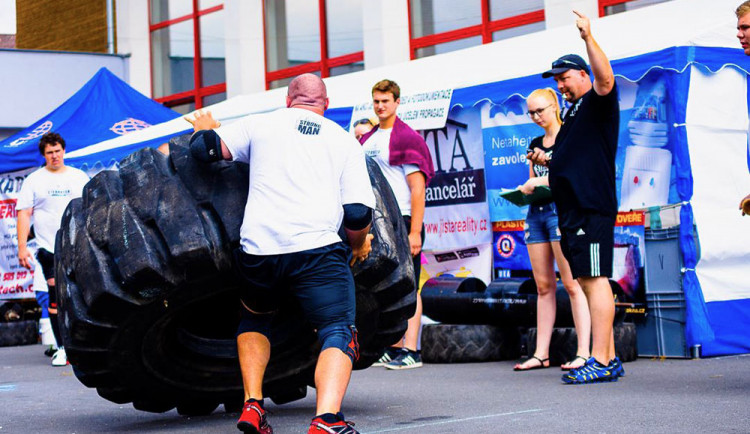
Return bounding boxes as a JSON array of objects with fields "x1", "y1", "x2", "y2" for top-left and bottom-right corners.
[
  {"x1": 421, "y1": 324, "x2": 521, "y2": 363},
  {"x1": 526, "y1": 322, "x2": 638, "y2": 366},
  {"x1": 0, "y1": 320, "x2": 38, "y2": 347},
  {"x1": 55, "y1": 134, "x2": 414, "y2": 415}
]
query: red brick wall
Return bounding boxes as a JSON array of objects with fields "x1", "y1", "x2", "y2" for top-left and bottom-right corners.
[{"x1": 15, "y1": 0, "x2": 115, "y2": 53}]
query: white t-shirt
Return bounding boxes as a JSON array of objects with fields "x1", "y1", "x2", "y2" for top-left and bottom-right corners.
[
  {"x1": 16, "y1": 166, "x2": 89, "y2": 253},
  {"x1": 216, "y1": 108, "x2": 376, "y2": 255},
  {"x1": 361, "y1": 128, "x2": 420, "y2": 216}
]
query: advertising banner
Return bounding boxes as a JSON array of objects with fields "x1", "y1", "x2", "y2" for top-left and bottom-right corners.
[
  {"x1": 481, "y1": 72, "x2": 680, "y2": 228},
  {"x1": 350, "y1": 88, "x2": 453, "y2": 132},
  {"x1": 491, "y1": 220, "x2": 530, "y2": 272},
  {"x1": 616, "y1": 71, "x2": 680, "y2": 210},
  {"x1": 490, "y1": 211, "x2": 647, "y2": 305},
  {"x1": 420, "y1": 243, "x2": 493, "y2": 286},
  {"x1": 0, "y1": 167, "x2": 37, "y2": 300},
  {"x1": 613, "y1": 211, "x2": 646, "y2": 305},
  {"x1": 480, "y1": 98, "x2": 538, "y2": 222},
  {"x1": 421, "y1": 107, "x2": 492, "y2": 252}
]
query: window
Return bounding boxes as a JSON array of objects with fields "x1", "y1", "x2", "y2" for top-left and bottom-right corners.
[
  {"x1": 598, "y1": 0, "x2": 672, "y2": 17},
  {"x1": 149, "y1": 0, "x2": 226, "y2": 112},
  {"x1": 264, "y1": 0, "x2": 364, "y2": 89},
  {"x1": 408, "y1": 0, "x2": 545, "y2": 59}
]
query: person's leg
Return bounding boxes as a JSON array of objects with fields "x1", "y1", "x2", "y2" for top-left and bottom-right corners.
[
  {"x1": 291, "y1": 244, "x2": 357, "y2": 417},
  {"x1": 314, "y1": 346, "x2": 354, "y2": 414},
  {"x1": 235, "y1": 308, "x2": 275, "y2": 433},
  {"x1": 237, "y1": 315, "x2": 272, "y2": 401},
  {"x1": 400, "y1": 228, "x2": 423, "y2": 352},
  {"x1": 401, "y1": 293, "x2": 421, "y2": 351},
  {"x1": 552, "y1": 242, "x2": 591, "y2": 369},
  {"x1": 383, "y1": 218, "x2": 423, "y2": 370},
  {"x1": 36, "y1": 250, "x2": 62, "y2": 350},
  {"x1": 558, "y1": 212, "x2": 619, "y2": 384},
  {"x1": 578, "y1": 276, "x2": 614, "y2": 365},
  {"x1": 515, "y1": 242, "x2": 555, "y2": 370},
  {"x1": 232, "y1": 248, "x2": 278, "y2": 433},
  {"x1": 47, "y1": 277, "x2": 61, "y2": 342}
]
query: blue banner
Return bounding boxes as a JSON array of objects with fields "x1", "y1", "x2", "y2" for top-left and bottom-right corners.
[{"x1": 480, "y1": 97, "x2": 537, "y2": 222}]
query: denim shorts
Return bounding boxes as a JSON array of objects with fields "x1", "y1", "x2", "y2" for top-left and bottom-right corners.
[{"x1": 524, "y1": 202, "x2": 561, "y2": 244}]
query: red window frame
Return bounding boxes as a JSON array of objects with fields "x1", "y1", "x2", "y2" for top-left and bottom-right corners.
[
  {"x1": 262, "y1": 0, "x2": 364, "y2": 90},
  {"x1": 406, "y1": 0, "x2": 545, "y2": 60},
  {"x1": 148, "y1": 0, "x2": 227, "y2": 109}
]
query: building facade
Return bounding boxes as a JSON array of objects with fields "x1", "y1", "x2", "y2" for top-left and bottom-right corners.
[{"x1": 15, "y1": 0, "x2": 671, "y2": 115}]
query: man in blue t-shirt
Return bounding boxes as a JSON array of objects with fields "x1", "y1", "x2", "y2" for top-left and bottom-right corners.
[{"x1": 531, "y1": 10, "x2": 622, "y2": 384}]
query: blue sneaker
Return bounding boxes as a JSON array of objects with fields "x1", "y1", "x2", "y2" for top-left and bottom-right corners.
[
  {"x1": 384, "y1": 349, "x2": 422, "y2": 370},
  {"x1": 371, "y1": 347, "x2": 401, "y2": 367},
  {"x1": 562, "y1": 357, "x2": 618, "y2": 384},
  {"x1": 610, "y1": 356, "x2": 625, "y2": 378}
]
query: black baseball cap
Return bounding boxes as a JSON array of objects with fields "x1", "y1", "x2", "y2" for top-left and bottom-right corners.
[{"x1": 542, "y1": 54, "x2": 591, "y2": 78}]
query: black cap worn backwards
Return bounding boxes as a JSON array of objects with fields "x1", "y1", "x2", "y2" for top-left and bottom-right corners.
[{"x1": 542, "y1": 54, "x2": 591, "y2": 78}]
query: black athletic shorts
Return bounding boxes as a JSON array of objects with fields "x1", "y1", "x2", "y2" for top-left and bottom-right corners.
[
  {"x1": 559, "y1": 211, "x2": 615, "y2": 279},
  {"x1": 36, "y1": 248, "x2": 57, "y2": 305},
  {"x1": 232, "y1": 242, "x2": 355, "y2": 328}
]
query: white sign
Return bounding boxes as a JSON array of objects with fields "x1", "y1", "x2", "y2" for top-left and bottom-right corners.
[
  {"x1": 351, "y1": 89, "x2": 453, "y2": 132},
  {"x1": 420, "y1": 243, "x2": 493, "y2": 287},
  {"x1": 422, "y1": 106, "x2": 492, "y2": 252},
  {"x1": 0, "y1": 167, "x2": 37, "y2": 300}
]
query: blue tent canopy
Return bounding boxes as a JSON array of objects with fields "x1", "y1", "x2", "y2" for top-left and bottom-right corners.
[
  {"x1": 448, "y1": 46, "x2": 750, "y2": 111},
  {"x1": 0, "y1": 67, "x2": 180, "y2": 174}
]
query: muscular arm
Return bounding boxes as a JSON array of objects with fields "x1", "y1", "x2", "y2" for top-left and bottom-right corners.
[
  {"x1": 406, "y1": 171, "x2": 426, "y2": 257},
  {"x1": 574, "y1": 10, "x2": 614, "y2": 96},
  {"x1": 17, "y1": 208, "x2": 33, "y2": 270}
]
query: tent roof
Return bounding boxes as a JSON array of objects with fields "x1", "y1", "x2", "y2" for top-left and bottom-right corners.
[
  {"x1": 0, "y1": 68, "x2": 179, "y2": 173},
  {"x1": 67, "y1": 0, "x2": 748, "y2": 161}
]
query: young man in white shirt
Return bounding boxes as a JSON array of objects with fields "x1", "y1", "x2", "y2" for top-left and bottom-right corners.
[
  {"x1": 359, "y1": 80, "x2": 434, "y2": 370},
  {"x1": 187, "y1": 73, "x2": 375, "y2": 434},
  {"x1": 17, "y1": 132, "x2": 90, "y2": 367}
]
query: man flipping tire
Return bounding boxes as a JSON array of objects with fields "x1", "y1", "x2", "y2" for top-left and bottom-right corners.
[{"x1": 187, "y1": 74, "x2": 375, "y2": 434}]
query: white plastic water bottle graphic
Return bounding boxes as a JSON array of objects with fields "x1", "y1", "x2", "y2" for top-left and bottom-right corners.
[
  {"x1": 621, "y1": 80, "x2": 672, "y2": 210},
  {"x1": 627, "y1": 81, "x2": 667, "y2": 147}
]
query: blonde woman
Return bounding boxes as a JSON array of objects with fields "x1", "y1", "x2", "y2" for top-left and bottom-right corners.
[{"x1": 513, "y1": 88, "x2": 591, "y2": 371}]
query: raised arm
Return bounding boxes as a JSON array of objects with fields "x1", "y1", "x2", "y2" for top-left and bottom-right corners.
[{"x1": 574, "y1": 10, "x2": 614, "y2": 96}]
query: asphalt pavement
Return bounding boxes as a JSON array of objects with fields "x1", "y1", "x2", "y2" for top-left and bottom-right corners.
[{"x1": 1, "y1": 343, "x2": 748, "y2": 433}]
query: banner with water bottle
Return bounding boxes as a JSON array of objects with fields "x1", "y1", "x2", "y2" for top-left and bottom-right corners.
[{"x1": 480, "y1": 70, "x2": 678, "y2": 269}]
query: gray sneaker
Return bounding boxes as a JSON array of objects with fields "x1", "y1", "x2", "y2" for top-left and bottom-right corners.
[{"x1": 384, "y1": 349, "x2": 422, "y2": 370}]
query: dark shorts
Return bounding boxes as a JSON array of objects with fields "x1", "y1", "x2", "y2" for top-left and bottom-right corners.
[
  {"x1": 524, "y1": 202, "x2": 561, "y2": 244},
  {"x1": 559, "y1": 211, "x2": 615, "y2": 279},
  {"x1": 403, "y1": 216, "x2": 425, "y2": 291},
  {"x1": 233, "y1": 242, "x2": 355, "y2": 330},
  {"x1": 36, "y1": 248, "x2": 56, "y2": 305}
]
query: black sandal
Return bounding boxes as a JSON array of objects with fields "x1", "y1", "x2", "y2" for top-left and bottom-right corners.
[
  {"x1": 513, "y1": 356, "x2": 549, "y2": 371},
  {"x1": 561, "y1": 355, "x2": 588, "y2": 371}
]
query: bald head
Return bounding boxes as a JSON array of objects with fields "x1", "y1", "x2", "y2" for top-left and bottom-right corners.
[{"x1": 287, "y1": 74, "x2": 328, "y2": 112}]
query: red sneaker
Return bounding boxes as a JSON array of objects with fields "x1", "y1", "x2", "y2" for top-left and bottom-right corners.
[
  {"x1": 236, "y1": 400, "x2": 273, "y2": 434},
  {"x1": 308, "y1": 413, "x2": 358, "y2": 433}
]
